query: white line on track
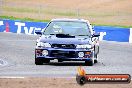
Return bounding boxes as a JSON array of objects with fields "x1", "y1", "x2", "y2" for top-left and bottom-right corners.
[
  {"x1": 0, "y1": 76, "x2": 25, "y2": 79},
  {"x1": 0, "y1": 40, "x2": 36, "y2": 41}
]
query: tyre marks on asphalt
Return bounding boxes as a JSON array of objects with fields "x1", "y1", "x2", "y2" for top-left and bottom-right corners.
[
  {"x1": 0, "y1": 58, "x2": 8, "y2": 66},
  {"x1": 0, "y1": 57, "x2": 16, "y2": 67}
]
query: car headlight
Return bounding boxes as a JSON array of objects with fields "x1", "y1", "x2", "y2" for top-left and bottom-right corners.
[
  {"x1": 76, "y1": 44, "x2": 92, "y2": 49},
  {"x1": 37, "y1": 42, "x2": 51, "y2": 48},
  {"x1": 42, "y1": 50, "x2": 48, "y2": 56}
]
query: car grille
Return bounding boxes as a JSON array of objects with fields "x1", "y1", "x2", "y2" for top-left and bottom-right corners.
[
  {"x1": 51, "y1": 44, "x2": 76, "y2": 49},
  {"x1": 50, "y1": 50, "x2": 76, "y2": 58}
]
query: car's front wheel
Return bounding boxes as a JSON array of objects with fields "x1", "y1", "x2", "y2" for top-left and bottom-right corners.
[
  {"x1": 85, "y1": 60, "x2": 94, "y2": 66},
  {"x1": 85, "y1": 51, "x2": 95, "y2": 66},
  {"x1": 58, "y1": 59, "x2": 63, "y2": 62},
  {"x1": 43, "y1": 59, "x2": 50, "y2": 63},
  {"x1": 35, "y1": 58, "x2": 44, "y2": 65},
  {"x1": 35, "y1": 58, "x2": 50, "y2": 65}
]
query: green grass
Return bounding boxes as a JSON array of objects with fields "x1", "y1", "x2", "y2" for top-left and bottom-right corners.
[
  {"x1": 3, "y1": 7, "x2": 115, "y2": 17},
  {"x1": 45, "y1": 10, "x2": 77, "y2": 17},
  {"x1": 0, "y1": 16, "x2": 50, "y2": 22},
  {"x1": 92, "y1": 24, "x2": 132, "y2": 28},
  {"x1": 3, "y1": 7, "x2": 38, "y2": 13},
  {"x1": 0, "y1": 15, "x2": 131, "y2": 28},
  {"x1": 4, "y1": 6, "x2": 78, "y2": 17}
]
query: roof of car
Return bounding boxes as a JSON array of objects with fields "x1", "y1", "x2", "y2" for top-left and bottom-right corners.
[{"x1": 51, "y1": 18, "x2": 90, "y2": 23}]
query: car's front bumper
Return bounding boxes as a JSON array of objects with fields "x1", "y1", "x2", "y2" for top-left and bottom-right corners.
[{"x1": 35, "y1": 48, "x2": 93, "y2": 61}]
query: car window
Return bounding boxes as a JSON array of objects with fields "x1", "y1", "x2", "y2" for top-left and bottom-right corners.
[{"x1": 44, "y1": 21, "x2": 90, "y2": 36}]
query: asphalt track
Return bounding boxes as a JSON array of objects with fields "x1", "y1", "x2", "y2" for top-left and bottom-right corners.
[{"x1": 0, "y1": 32, "x2": 132, "y2": 77}]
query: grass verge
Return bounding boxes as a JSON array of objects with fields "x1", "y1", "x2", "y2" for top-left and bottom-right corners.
[{"x1": 0, "y1": 16, "x2": 50, "y2": 22}]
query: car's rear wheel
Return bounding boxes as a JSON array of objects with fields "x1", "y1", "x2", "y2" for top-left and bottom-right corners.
[
  {"x1": 94, "y1": 46, "x2": 99, "y2": 63},
  {"x1": 94, "y1": 59, "x2": 98, "y2": 63},
  {"x1": 94, "y1": 54, "x2": 98, "y2": 63}
]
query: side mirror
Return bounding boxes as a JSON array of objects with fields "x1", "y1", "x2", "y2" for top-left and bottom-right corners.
[
  {"x1": 92, "y1": 33, "x2": 100, "y2": 37},
  {"x1": 35, "y1": 30, "x2": 42, "y2": 35}
]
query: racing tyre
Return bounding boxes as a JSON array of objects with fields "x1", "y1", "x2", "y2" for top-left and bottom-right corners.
[
  {"x1": 85, "y1": 60, "x2": 94, "y2": 66},
  {"x1": 43, "y1": 59, "x2": 50, "y2": 63},
  {"x1": 94, "y1": 46, "x2": 99, "y2": 63},
  {"x1": 76, "y1": 75, "x2": 86, "y2": 85},
  {"x1": 94, "y1": 59, "x2": 98, "y2": 63},
  {"x1": 58, "y1": 59, "x2": 63, "y2": 62},
  {"x1": 85, "y1": 51, "x2": 94, "y2": 66},
  {"x1": 35, "y1": 58, "x2": 43, "y2": 65},
  {"x1": 94, "y1": 52, "x2": 98, "y2": 63}
]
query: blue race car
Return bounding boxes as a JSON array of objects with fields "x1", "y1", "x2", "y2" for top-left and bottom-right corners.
[{"x1": 35, "y1": 18, "x2": 100, "y2": 66}]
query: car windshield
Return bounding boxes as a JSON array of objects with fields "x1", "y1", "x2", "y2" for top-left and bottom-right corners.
[{"x1": 43, "y1": 21, "x2": 91, "y2": 36}]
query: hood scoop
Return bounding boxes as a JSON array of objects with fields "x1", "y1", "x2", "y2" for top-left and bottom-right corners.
[{"x1": 56, "y1": 34, "x2": 75, "y2": 38}]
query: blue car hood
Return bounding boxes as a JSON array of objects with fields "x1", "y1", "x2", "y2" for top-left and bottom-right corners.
[{"x1": 39, "y1": 35, "x2": 90, "y2": 44}]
